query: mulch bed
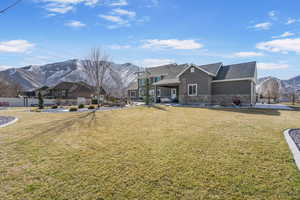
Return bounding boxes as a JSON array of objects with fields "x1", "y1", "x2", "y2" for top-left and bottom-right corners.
[{"x1": 0, "y1": 116, "x2": 16, "y2": 127}]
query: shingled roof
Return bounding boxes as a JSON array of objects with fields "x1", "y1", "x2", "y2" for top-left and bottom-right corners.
[
  {"x1": 197, "y1": 62, "x2": 223, "y2": 76},
  {"x1": 213, "y1": 61, "x2": 256, "y2": 81},
  {"x1": 146, "y1": 61, "x2": 256, "y2": 86},
  {"x1": 140, "y1": 64, "x2": 187, "y2": 79}
]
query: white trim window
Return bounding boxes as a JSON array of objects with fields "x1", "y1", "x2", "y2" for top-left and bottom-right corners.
[
  {"x1": 188, "y1": 84, "x2": 197, "y2": 96},
  {"x1": 190, "y1": 67, "x2": 195, "y2": 73},
  {"x1": 157, "y1": 89, "x2": 161, "y2": 97},
  {"x1": 149, "y1": 89, "x2": 155, "y2": 96}
]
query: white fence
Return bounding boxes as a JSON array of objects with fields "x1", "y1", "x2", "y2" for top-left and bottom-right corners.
[
  {"x1": 0, "y1": 97, "x2": 92, "y2": 107},
  {"x1": 0, "y1": 98, "x2": 56, "y2": 107}
]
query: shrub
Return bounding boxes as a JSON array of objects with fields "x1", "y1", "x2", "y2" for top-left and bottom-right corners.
[
  {"x1": 51, "y1": 105, "x2": 58, "y2": 109},
  {"x1": 91, "y1": 99, "x2": 98, "y2": 105},
  {"x1": 78, "y1": 104, "x2": 85, "y2": 109},
  {"x1": 88, "y1": 105, "x2": 95, "y2": 110},
  {"x1": 69, "y1": 107, "x2": 78, "y2": 112},
  {"x1": 233, "y1": 98, "x2": 241, "y2": 106}
]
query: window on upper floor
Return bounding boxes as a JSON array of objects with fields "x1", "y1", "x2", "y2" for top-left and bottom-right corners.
[
  {"x1": 154, "y1": 76, "x2": 161, "y2": 82},
  {"x1": 190, "y1": 67, "x2": 195, "y2": 73}
]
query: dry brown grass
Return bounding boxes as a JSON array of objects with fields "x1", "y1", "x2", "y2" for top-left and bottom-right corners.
[{"x1": 0, "y1": 106, "x2": 300, "y2": 200}]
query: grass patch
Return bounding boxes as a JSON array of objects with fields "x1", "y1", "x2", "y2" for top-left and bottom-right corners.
[{"x1": 0, "y1": 106, "x2": 300, "y2": 199}]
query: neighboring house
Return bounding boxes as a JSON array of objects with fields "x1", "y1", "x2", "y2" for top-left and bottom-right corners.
[
  {"x1": 127, "y1": 81, "x2": 139, "y2": 101},
  {"x1": 36, "y1": 81, "x2": 106, "y2": 99},
  {"x1": 136, "y1": 61, "x2": 257, "y2": 106}
]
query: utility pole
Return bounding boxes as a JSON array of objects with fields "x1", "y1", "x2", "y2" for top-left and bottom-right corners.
[{"x1": 0, "y1": 0, "x2": 22, "y2": 15}]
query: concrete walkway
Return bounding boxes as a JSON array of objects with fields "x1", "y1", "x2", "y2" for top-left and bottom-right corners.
[
  {"x1": 254, "y1": 103, "x2": 293, "y2": 110},
  {"x1": 0, "y1": 116, "x2": 18, "y2": 128}
]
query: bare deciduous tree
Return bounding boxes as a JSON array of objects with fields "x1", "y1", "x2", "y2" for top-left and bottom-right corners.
[
  {"x1": 0, "y1": 0, "x2": 22, "y2": 15},
  {"x1": 0, "y1": 80, "x2": 22, "y2": 97},
  {"x1": 260, "y1": 78, "x2": 280, "y2": 103},
  {"x1": 81, "y1": 48, "x2": 112, "y2": 108}
]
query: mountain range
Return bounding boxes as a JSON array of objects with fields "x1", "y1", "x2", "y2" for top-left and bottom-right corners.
[
  {"x1": 0, "y1": 59, "x2": 139, "y2": 97},
  {"x1": 257, "y1": 76, "x2": 300, "y2": 95},
  {"x1": 0, "y1": 59, "x2": 299, "y2": 96}
]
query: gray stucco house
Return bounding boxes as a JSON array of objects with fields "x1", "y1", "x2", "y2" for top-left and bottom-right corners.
[{"x1": 132, "y1": 61, "x2": 257, "y2": 106}]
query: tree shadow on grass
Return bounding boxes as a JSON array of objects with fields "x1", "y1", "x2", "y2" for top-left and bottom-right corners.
[
  {"x1": 148, "y1": 104, "x2": 168, "y2": 111},
  {"x1": 8, "y1": 111, "x2": 97, "y2": 145}
]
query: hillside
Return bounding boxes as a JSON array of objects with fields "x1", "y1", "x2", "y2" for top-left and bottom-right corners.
[{"x1": 0, "y1": 60, "x2": 140, "y2": 97}]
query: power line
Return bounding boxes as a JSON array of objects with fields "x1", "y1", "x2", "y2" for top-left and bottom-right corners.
[{"x1": 0, "y1": 0, "x2": 22, "y2": 15}]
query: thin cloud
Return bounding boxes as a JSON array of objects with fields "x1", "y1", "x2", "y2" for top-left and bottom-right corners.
[
  {"x1": 40, "y1": 0, "x2": 99, "y2": 14},
  {"x1": 142, "y1": 58, "x2": 174, "y2": 67},
  {"x1": 141, "y1": 39, "x2": 203, "y2": 50},
  {"x1": 257, "y1": 62, "x2": 289, "y2": 70},
  {"x1": 112, "y1": 8, "x2": 136, "y2": 18},
  {"x1": 256, "y1": 38, "x2": 300, "y2": 54},
  {"x1": 251, "y1": 22, "x2": 272, "y2": 30},
  {"x1": 286, "y1": 18, "x2": 296, "y2": 25},
  {"x1": 233, "y1": 52, "x2": 264, "y2": 58},
  {"x1": 109, "y1": 0, "x2": 128, "y2": 6},
  {"x1": 108, "y1": 44, "x2": 131, "y2": 49},
  {"x1": 65, "y1": 20, "x2": 86, "y2": 28},
  {"x1": 0, "y1": 40, "x2": 34, "y2": 53},
  {"x1": 99, "y1": 14, "x2": 129, "y2": 25},
  {"x1": 272, "y1": 32, "x2": 295, "y2": 39},
  {"x1": 268, "y1": 10, "x2": 278, "y2": 20}
]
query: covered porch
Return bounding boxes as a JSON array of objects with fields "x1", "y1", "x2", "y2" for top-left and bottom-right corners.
[{"x1": 152, "y1": 78, "x2": 180, "y2": 103}]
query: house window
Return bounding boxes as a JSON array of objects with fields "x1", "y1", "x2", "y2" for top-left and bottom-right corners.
[
  {"x1": 149, "y1": 89, "x2": 155, "y2": 96},
  {"x1": 61, "y1": 90, "x2": 67, "y2": 97},
  {"x1": 157, "y1": 89, "x2": 161, "y2": 97},
  {"x1": 154, "y1": 76, "x2": 161, "y2": 82},
  {"x1": 188, "y1": 84, "x2": 197, "y2": 96},
  {"x1": 139, "y1": 88, "x2": 144, "y2": 96},
  {"x1": 190, "y1": 67, "x2": 195, "y2": 73},
  {"x1": 130, "y1": 91, "x2": 136, "y2": 97}
]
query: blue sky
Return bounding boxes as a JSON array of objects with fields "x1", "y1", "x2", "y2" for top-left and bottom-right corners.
[{"x1": 0, "y1": 0, "x2": 300, "y2": 79}]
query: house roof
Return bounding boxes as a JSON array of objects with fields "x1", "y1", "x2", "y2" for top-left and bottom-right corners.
[
  {"x1": 176, "y1": 62, "x2": 223, "y2": 77},
  {"x1": 152, "y1": 78, "x2": 180, "y2": 86},
  {"x1": 197, "y1": 62, "x2": 223, "y2": 76},
  {"x1": 140, "y1": 61, "x2": 256, "y2": 87},
  {"x1": 127, "y1": 81, "x2": 138, "y2": 90},
  {"x1": 139, "y1": 64, "x2": 187, "y2": 79},
  {"x1": 213, "y1": 61, "x2": 256, "y2": 81}
]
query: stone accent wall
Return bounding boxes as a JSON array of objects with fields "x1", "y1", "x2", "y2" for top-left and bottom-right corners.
[
  {"x1": 179, "y1": 95, "x2": 211, "y2": 105},
  {"x1": 211, "y1": 95, "x2": 252, "y2": 106}
]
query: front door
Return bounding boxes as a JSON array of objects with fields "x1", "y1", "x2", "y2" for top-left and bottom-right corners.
[{"x1": 171, "y1": 88, "x2": 177, "y2": 99}]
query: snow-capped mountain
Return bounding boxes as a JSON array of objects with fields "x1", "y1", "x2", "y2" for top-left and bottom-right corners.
[
  {"x1": 0, "y1": 59, "x2": 140, "y2": 96},
  {"x1": 257, "y1": 76, "x2": 300, "y2": 95}
]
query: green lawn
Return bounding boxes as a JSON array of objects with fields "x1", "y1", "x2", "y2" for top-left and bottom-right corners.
[{"x1": 0, "y1": 106, "x2": 300, "y2": 200}]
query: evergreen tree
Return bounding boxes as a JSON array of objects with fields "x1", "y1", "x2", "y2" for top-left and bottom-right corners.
[
  {"x1": 145, "y1": 78, "x2": 150, "y2": 105},
  {"x1": 38, "y1": 92, "x2": 44, "y2": 109}
]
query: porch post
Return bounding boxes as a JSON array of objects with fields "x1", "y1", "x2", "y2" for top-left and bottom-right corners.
[{"x1": 154, "y1": 85, "x2": 157, "y2": 103}]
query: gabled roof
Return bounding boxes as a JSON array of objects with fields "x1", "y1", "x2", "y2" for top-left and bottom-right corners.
[
  {"x1": 176, "y1": 62, "x2": 223, "y2": 77},
  {"x1": 127, "y1": 81, "x2": 138, "y2": 90},
  {"x1": 213, "y1": 61, "x2": 256, "y2": 81},
  {"x1": 140, "y1": 64, "x2": 187, "y2": 79},
  {"x1": 152, "y1": 78, "x2": 180, "y2": 86}
]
